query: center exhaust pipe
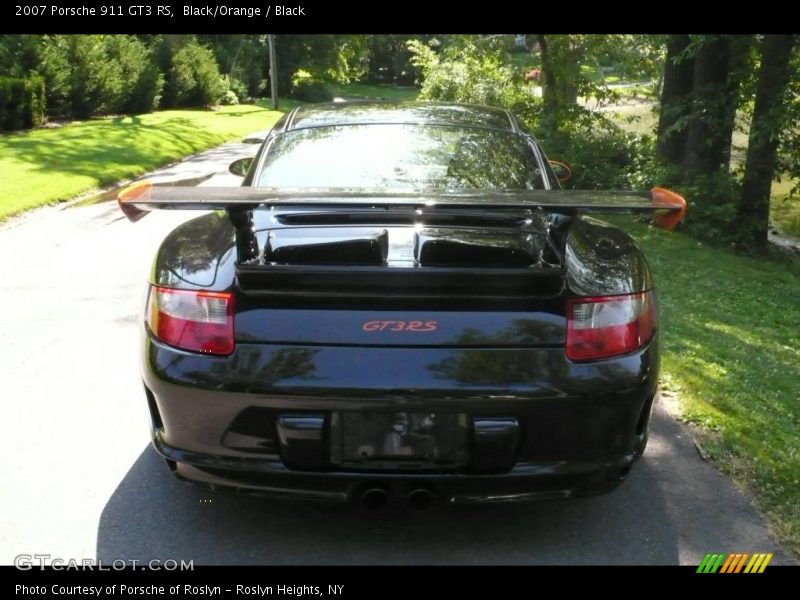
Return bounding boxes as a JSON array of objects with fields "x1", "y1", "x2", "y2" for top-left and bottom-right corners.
[
  {"x1": 360, "y1": 487, "x2": 389, "y2": 510},
  {"x1": 406, "y1": 488, "x2": 436, "y2": 510}
]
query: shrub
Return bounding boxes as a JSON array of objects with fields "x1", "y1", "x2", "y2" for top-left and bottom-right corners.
[
  {"x1": 220, "y1": 89, "x2": 239, "y2": 106},
  {"x1": 38, "y1": 35, "x2": 122, "y2": 119},
  {"x1": 66, "y1": 35, "x2": 122, "y2": 119},
  {"x1": 288, "y1": 69, "x2": 333, "y2": 102},
  {"x1": 229, "y1": 76, "x2": 249, "y2": 103},
  {"x1": 671, "y1": 171, "x2": 741, "y2": 245},
  {"x1": 25, "y1": 75, "x2": 46, "y2": 127},
  {"x1": 38, "y1": 35, "x2": 73, "y2": 118},
  {"x1": 220, "y1": 75, "x2": 248, "y2": 105},
  {"x1": 170, "y1": 41, "x2": 226, "y2": 107},
  {"x1": 0, "y1": 80, "x2": 7, "y2": 128},
  {"x1": 524, "y1": 68, "x2": 541, "y2": 82},
  {"x1": 536, "y1": 106, "x2": 656, "y2": 190},
  {"x1": 38, "y1": 35, "x2": 162, "y2": 119},
  {"x1": 127, "y1": 62, "x2": 164, "y2": 114},
  {"x1": 105, "y1": 35, "x2": 164, "y2": 114},
  {"x1": 1, "y1": 78, "x2": 25, "y2": 130},
  {"x1": 0, "y1": 75, "x2": 46, "y2": 131},
  {"x1": 228, "y1": 37, "x2": 269, "y2": 98}
]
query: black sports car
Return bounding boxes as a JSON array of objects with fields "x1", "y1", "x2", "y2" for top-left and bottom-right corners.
[{"x1": 119, "y1": 102, "x2": 686, "y2": 508}]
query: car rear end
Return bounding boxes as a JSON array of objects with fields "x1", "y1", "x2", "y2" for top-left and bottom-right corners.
[
  {"x1": 140, "y1": 212, "x2": 659, "y2": 507},
  {"x1": 130, "y1": 102, "x2": 676, "y2": 507}
]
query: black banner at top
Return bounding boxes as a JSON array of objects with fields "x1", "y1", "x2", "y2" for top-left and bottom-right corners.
[
  {"x1": 1, "y1": 1, "x2": 761, "y2": 34},
  {"x1": 5, "y1": 1, "x2": 521, "y2": 33},
  {"x1": 10, "y1": 2, "x2": 320, "y2": 33}
]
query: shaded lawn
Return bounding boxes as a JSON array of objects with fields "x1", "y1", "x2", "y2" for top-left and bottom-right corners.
[
  {"x1": 0, "y1": 102, "x2": 299, "y2": 220},
  {"x1": 509, "y1": 52, "x2": 628, "y2": 84},
  {"x1": 615, "y1": 218, "x2": 800, "y2": 555},
  {"x1": 329, "y1": 82, "x2": 419, "y2": 101},
  {"x1": 771, "y1": 179, "x2": 800, "y2": 238},
  {"x1": 603, "y1": 103, "x2": 657, "y2": 136}
]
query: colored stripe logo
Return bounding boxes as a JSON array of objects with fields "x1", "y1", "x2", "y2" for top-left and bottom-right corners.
[{"x1": 697, "y1": 553, "x2": 773, "y2": 573}]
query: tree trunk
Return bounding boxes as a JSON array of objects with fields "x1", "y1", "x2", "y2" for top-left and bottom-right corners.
[
  {"x1": 553, "y1": 37, "x2": 582, "y2": 106},
  {"x1": 537, "y1": 34, "x2": 558, "y2": 135},
  {"x1": 721, "y1": 35, "x2": 755, "y2": 170},
  {"x1": 538, "y1": 35, "x2": 582, "y2": 113},
  {"x1": 537, "y1": 36, "x2": 557, "y2": 109},
  {"x1": 561, "y1": 74, "x2": 579, "y2": 105},
  {"x1": 683, "y1": 35, "x2": 733, "y2": 174},
  {"x1": 737, "y1": 34, "x2": 796, "y2": 249},
  {"x1": 656, "y1": 35, "x2": 694, "y2": 165}
]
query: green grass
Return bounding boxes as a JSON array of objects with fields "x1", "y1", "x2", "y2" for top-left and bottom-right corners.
[
  {"x1": 605, "y1": 103, "x2": 658, "y2": 136},
  {"x1": 614, "y1": 218, "x2": 800, "y2": 555},
  {"x1": 509, "y1": 53, "x2": 630, "y2": 85},
  {"x1": 329, "y1": 82, "x2": 419, "y2": 101},
  {"x1": 579, "y1": 63, "x2": 623, "y2": 84},
  {"x1": 0, "y1": 102, "x2": 298, "y2": 220},
  {"x1": 771, "y1": 179, "x2": 800, "y2": 238},
  {"x1": 614, "y1": 83, "x2": 655, "y2": 100}
]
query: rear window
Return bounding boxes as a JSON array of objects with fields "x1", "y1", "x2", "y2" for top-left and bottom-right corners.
[{"x1": 257, "y1": 124, "x2": 545, "y2": 191}]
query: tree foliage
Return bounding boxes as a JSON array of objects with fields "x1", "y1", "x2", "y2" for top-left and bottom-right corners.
[
  {"x1": 2, "y1": 33, "x2": 800, "y2": 252},
  {"x1": 365, "y1": 35, "x2": 427, "y2": 85},
  {"x1": 65, "y1": 35, "x2": 122, "y2": 119},
  {"x1": 105, "y1": 35, "x2": 164, "y2": 114},
  {"x1": 408, "y1": 37, "x2": 654, "y2": 191},
  {"x1": 654, "y1": 34, "x2": 799, "y2": 247},
  {"x1": 0, "y1": 34, "x2": 231, "y2": 123},
  {"x1": 536, "y1": 35, "x2": 661, "y2": 115},
  {"x1": 198, "y1": 34, "x2": 266, "y2": 99},
  {"x1": 274, "y1": 35, "x2": 368, "y2": 96},
  {"x1": 408, "y1": 39, "x2": 531, "y2": 109},
  {"x1": 169, "y1": 40, "x2": 226, "y2": 107}
]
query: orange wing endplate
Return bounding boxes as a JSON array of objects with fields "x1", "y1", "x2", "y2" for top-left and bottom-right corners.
[
  {"x1": 117, "y1": 180, "x2": 153, "y2": 222},
  {"x1": 651, "y1": 187, "x2": 687, "y2": 230}
]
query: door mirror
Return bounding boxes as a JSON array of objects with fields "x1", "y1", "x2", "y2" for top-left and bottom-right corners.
[
  {"x1": 549, "y1": 160, "x2": 572, "y2": 183},
  {"x1": 229, "y1": 157, "x2": 254, "y2": 177},
  {"x1": 241, "y1": 133, "x2": 266, "y2": 144}
]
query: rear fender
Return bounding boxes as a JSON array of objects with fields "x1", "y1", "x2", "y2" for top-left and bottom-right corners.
[
  {"x1": 151, "y1": 212, "x2": 237, "y2": 291},
  {"x1": 565, "y1": 217, "x2": 652, "y2": 296}
]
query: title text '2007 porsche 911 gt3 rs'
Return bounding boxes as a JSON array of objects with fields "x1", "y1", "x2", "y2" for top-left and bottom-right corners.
[{"x1": 118, "y1": 102, "x2": 686, "y2": 509}]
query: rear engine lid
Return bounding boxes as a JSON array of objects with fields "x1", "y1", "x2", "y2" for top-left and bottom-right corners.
[
  {"x1": 235, "y1": 223, "x2": 565, "y2": 347},
  {"x1": 236, "y1": 224, "x2": 564, "y2": 309}
]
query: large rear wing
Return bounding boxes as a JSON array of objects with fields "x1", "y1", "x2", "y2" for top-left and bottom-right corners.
[
  {"x1": 119, "y1": 181, "x2": 686, "y2": 225},
  {"x1": 118, "y1": 181, "x2": 686, "y2": 261}
]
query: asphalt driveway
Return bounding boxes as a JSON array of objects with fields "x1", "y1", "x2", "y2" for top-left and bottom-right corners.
[{"x1": 0, "y1": 140, "x2": 792, "y2": 565}]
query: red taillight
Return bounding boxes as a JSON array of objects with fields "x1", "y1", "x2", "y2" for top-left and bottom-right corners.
[
  {"x1": 146, "y1": 286, "x2": 234, "y2": 355},
  {"x1": 566, "y1": 291, "x2": 655, "y2": 361}
]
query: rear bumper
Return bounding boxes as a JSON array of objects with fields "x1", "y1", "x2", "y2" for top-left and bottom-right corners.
[
  {"x1": 156, "y1": 432, "x2": 638, "y2": 503},
  {"x1": 142, "y1": 335, "x2": 658, "y2": 503}
]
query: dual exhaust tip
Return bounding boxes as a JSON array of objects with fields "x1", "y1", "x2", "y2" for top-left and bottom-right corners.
[{"x1": 359, "y1": 486, "x2": 436, "y2": 510}]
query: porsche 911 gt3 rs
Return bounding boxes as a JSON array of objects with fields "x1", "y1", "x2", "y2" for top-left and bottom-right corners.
[{"x1": 119, "y1": 102, "x2": 686, "y2": 508}]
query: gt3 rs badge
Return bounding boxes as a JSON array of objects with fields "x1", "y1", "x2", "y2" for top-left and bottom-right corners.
[{"x1": 362, "y1": 320, "x2": 438, "y2": 332}]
